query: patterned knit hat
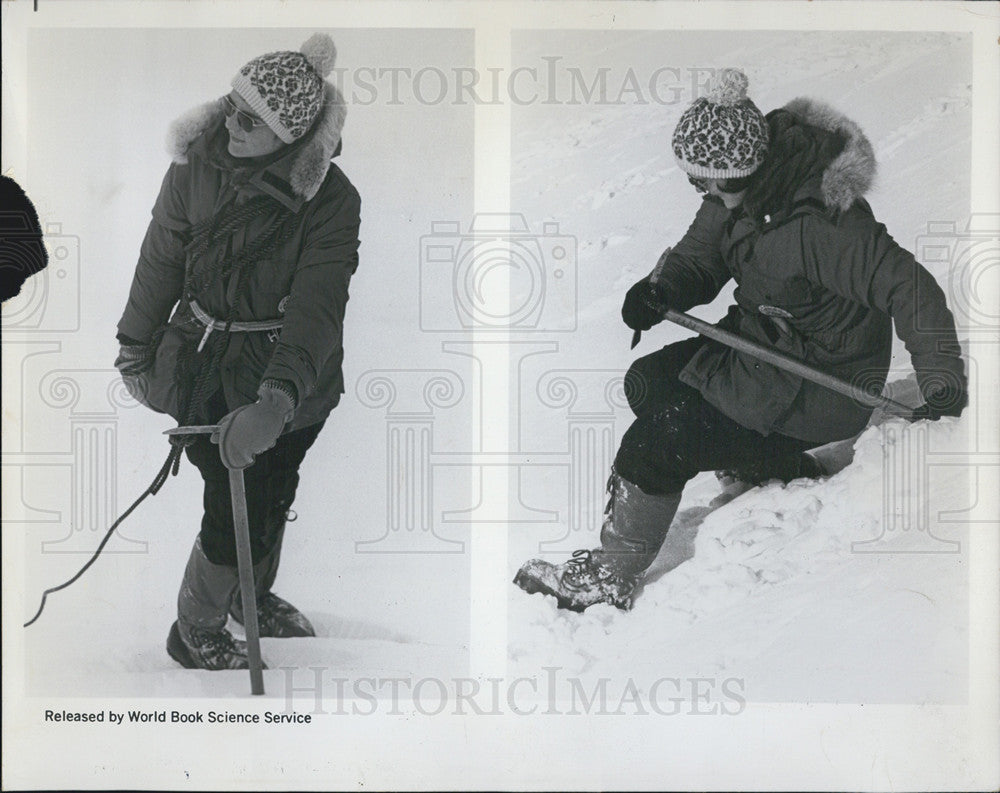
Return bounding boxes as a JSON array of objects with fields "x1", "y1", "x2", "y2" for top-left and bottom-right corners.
[
  {"x1": 231, "y1": 33, "x2": 338, "y2": 144},
  {"x1": 672, "y1": 68, "x2": 769, "y2": 179}
]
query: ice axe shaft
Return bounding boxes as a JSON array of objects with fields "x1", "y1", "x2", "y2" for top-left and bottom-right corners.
[
  {"x1": 164, "y1": 423, "x2": 265, "y2": 695},
  {"x1": 228, "y1": 466, "x2": 265, "y2": 696},
  {"x1": 661, "y1": 308, "x2": 916, "y2": 420}
]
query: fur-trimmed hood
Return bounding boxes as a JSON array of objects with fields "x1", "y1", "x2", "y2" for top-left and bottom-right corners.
[
  {"x1": 165, "y1": 83, "x2": 347, "y2": 203},
  {"x1": 779, "y1": 97, "x2": 876, "y2": 211}
]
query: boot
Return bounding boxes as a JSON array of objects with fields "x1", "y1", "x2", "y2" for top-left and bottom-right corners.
[
  {"x1": 167, "y1": 538, "x2": 251, "y2": 670},
  {"x1": 514, "y1": 550, "x2": 639, "y2": 612},
  {"x1": 513, "y1": 472, "x2": 682, "y2": 612},
  {"x1": 229, "y1": 527, "x2": 315, "y2": 638}
]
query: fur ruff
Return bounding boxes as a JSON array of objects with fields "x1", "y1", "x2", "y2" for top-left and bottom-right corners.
[
  {"x1": 782, "y1": 97, "x2": 876, "y2": 210},
  {"x1": 165, "y1": 83, "x2": 347, "y2": 201}
]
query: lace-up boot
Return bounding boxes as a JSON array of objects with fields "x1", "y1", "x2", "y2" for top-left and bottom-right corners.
[
  {"x1": 168, "y1": 538, "x2": 254, "y2": 670},
  {"x1": 513, "y1": 471, "x2": 681, "y2": 611}
]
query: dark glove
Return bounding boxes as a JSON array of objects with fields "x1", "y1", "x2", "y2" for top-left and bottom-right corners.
[
  {"x1": 622, "y1": 278, "x2": 667, "y2": 332},
  {"x1": 910, "y1": 384, "x2": 968, "y2": 422},
  {"x1": 114, "y1": 332, "x2": 161, "y2": 375},
  {"x1": 115, "y1": 331, "x2": 156, "y2": 385},
  {"x1": 115, "y1": 342, "x2": 155, "y2": 376},
  {"x1": 211, "y1": 381, "x2": 296, "y2": 470}
]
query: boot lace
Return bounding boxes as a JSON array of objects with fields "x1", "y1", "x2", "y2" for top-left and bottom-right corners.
[
  {"x1": 563, "y1": 549, "x2": 613, "y2": 587},
  {"x1": 564, "y1": 548, "x2": 596, "y2": 576},
  {"x1": 188, "y1": 626, "x2": 244, "y2": 655},
  {"x1": 564, "y1": 549, "x2": 637, "y2": 599}
]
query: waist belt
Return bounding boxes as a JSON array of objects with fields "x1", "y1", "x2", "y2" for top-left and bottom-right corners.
[{"x1": 189, "y1": 300, "x2": 284, "y2": 352}]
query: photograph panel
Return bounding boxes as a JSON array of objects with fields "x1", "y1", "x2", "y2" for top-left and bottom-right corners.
[
  {"x1": 6, "y1": 26, "x2": 475, "y2": 698},
  {"x1": 508, "y1": 28, "x2": 977, "y2": 706}
]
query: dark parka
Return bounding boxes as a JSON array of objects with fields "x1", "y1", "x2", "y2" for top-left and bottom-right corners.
[
  {"x1": 117, "y1": 94, "x2": 360, "y2": 431},
  {"x1": 659, "y1": 98, "x2": 965, "y2": 444}
]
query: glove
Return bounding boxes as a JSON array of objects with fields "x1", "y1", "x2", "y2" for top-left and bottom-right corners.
[
  {"x1": 909, "y1": 383, "x2": 968, "y2": 422},
  {"x1": 622, "y1": 277, "x2": 668, "y2": 331},
  {"x1": 115, "y1": 344, "x2": 154, "y2": 375},
  {"x1": 212, "y1": 381, "x2": 296, "y2": 470},
  {"x1": 114, "y1": 334, "x2": 155, "y2": 376},
  {"x1": 114, "y1": 335, "x2": 158, "y2": 409}
]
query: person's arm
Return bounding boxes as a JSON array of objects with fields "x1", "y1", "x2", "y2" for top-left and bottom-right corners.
[
  {"x1": 800, "y1": 211, "x2": 967, "y2": 417},
  {"x1": 622, "y1": 195, "x2": 732, "y2": 331},
  {"x1": 258, "y1": 183, "x2": 361, "y2": 407},
  {"x1": 117, "y1": 163, "x2": 190, "y2": 345},
  {"x1": 215, "y1": 182, "x2": 361, "y2": 469}
]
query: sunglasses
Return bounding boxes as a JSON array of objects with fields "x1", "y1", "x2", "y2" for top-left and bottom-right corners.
[
  {"x1": 687, "y1": 174, "x2": 710, "y2": 194},
  {"x1": 222, "y1": 95, "x2": 268, "y2": 133}
]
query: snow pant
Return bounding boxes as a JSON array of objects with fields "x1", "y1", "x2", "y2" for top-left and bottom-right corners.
[
  {"x1": 183, "y1": 408, "x2": 325, "y2": 568},
  {"x1": 615, "y1": 336, "x2": 817, "y2": 495},
  {"x1": 600, "y1": 336, "x2": 816, "y2": 575}
]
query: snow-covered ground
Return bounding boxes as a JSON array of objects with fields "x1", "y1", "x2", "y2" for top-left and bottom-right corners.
[
  {"x1": 506, "y1": 30, "x2": 976, "y2": 704},
  {"x1": 510, "y1": 413, "x2": 970, "y2": 703}
]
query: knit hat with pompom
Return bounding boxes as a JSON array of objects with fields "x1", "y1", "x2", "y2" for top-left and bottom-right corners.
[
  {"x1": 671, "y1": 68, "x2": 769, "y2": 179},
  {"x1": 231, "y1": 33, "x2": 338, "y2": 143}
]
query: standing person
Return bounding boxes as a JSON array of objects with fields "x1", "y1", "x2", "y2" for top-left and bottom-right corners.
[
  {"x1": 514, "y1": 68, "x2": 967, "y2": 612},
  {"x1": 115, "y1": 34, "x2": 360, "y2": 669}
]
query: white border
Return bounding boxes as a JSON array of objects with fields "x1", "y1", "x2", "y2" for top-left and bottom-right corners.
[{"x1": 3, "y1": 1, "x2": 998, "y2": 790}]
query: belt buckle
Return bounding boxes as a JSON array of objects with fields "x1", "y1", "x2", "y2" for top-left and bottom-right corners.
[{"x1": 196, "y1": 323, "x2": 214, "y2": 352}]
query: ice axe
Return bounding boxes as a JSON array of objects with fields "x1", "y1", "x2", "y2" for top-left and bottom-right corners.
[
  {"x1": 165, "y1": 425, "x2": 266, "y2": 695},
  {"x1": 657, "y1": 309, "x2": 916, "y2": 419},
  {"x1": 628, "y1": 251, "x2": 916, "y2": 420}
]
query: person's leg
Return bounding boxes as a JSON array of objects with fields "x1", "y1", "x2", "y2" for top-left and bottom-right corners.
[
  {"x1": 171, "y1": 419, "x2": 324, "y2": 665},
  {"x1": 515, "y1": 353, "x2": 814, "y2": 611},
  {"x1": 168, "y1": 537, "x2": 248, "y2": 669},
  {"x1": 623, "y1": 336, "x2": 706, "y2": 418},
  {"x1": 524, "y1": 338, "x2": 708, "y2": 606},
  {"x1": 626, "y1": 336, "x2": 819, "y2": 480},
  {"x1": 225, "y1": 421, "x2": 324, "y2": 636},
  {"x1": 606, "y1": 377, "x2": 813, "y2": 573},
  {"x1": 168, "y1": 419, "x2": 250, "y2": 669},
  {"x1": 190, "y1": 420, "x2": 324, "y2": 568}
]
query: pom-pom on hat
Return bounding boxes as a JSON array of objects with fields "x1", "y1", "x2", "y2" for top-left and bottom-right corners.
[
  {"x1": 231, "y1": 33, "x2": 338, "y2": 144},
  {"x1": 671, "y1": 68, "x2": 769, "y2": 179}
]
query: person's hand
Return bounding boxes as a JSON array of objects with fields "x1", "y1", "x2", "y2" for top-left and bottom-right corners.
[
  {"x1": 114, "y1": 334, "x2": 155, "y2": 376},
  {"x1": 114, "y1": 335, "x2": 158, "y2": 409},
  {"x1": 622, "y1": 278, "x2": 667, "y2": 331},
  {"x1": 212, "y1": 383, "x2": 296, "y2": 469},
  {"x1": 910, "y1": 383, "x2": 968, "y2": 422}
]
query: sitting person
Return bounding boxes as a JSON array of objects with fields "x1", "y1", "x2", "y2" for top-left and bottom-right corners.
[{"x1": 514, "y1": 68, "x2": 966, "y2": 612}]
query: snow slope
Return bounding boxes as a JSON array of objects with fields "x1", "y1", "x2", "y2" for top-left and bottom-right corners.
[
  {"x1": 510, "y1": 415, "x2": 970, "y2": 703},
  {"x1": 507, "y1": 30, "x2": 975, "y2": 704}
]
